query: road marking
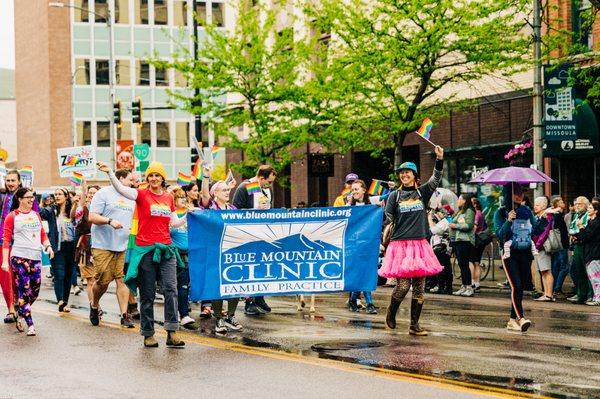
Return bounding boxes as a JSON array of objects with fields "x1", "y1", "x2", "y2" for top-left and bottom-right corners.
[{"x1": 36, "y1": 307, "x2": 550, "y2": 399}]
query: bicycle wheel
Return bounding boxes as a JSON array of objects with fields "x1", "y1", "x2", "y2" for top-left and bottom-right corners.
[{"x1": 480, "y1": 242, "x2": 493, "y2": 281}]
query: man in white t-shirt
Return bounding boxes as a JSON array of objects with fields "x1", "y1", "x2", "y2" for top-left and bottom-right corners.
[{"x1": 88, "y1": 169, "x2": 135, "y2": 328}]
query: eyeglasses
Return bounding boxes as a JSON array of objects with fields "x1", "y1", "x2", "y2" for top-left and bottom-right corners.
[
  {"x1": 175, "y1": 196, "x2": 187, "y2": 200},
  {"x1": 22, "y1": 196, "x2": 34, "y2": 199}
]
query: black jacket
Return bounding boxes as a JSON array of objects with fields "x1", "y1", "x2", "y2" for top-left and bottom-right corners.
[
  {"x1": 575, "y1": 217, "x2": 600, "y2": 264},
  {"x1": 551, "y1": 211, "x2": 570, "y2": 250},
  {"x1": 38, "y1": 206, "x2": 59, "y2": 251}
]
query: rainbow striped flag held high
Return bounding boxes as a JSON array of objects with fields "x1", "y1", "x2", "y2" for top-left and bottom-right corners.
[
  {"x1": 70, "y1": 171, "x2": 84, "y2": 186},
  {"x1": 192, "y1": 158, "x2": 203, "y2": 180},
  {"x1": 368, "y1": 179, "x2": 384, "y2": 196},
  {"x1": 177, "y1": 171, "x2": 192, "y2": 187},
  {"x1": 416, "y1": 118, "x2": 433, "y2": 141},
  {"x1": 246, "y1": 181, "x2": 261, "y2": 195}
]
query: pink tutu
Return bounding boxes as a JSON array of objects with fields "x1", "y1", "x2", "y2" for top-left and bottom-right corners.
[{"x1": 379, "y1": 239, "x2": 443, "y2": 279}]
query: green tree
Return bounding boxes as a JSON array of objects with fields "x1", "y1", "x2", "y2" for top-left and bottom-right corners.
[
  {"x1": 154, "y1": 0, "x2": 335, "y2": 177},
  {"x1": 306, "y1": 0, "x2": 532, "y2": 167}
]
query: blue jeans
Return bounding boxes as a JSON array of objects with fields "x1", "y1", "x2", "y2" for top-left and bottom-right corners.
[
  {"x1": 551, "y1": 249, "x2": 569, "y2": 293},
  {"x1": 50, "y1": 241, "x2": 76, "y2": 304},
  {"x1": 351, "y1": 291, "x2": 373, "y2": 304}
]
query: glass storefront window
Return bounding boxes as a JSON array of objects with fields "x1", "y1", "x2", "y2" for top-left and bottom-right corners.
[
  {"x1": 116, "y1": 60, "x2": 130, "y2": 85},
  {"x1": 135, "y1": 0, "x2": 150, "y2": 24},
  {"x1": 173, "y1": 0, "x2": 188, "y2": 26},
  {"x1": 75, "y1": 121, "x2": 92, "y2": 146},
  {"x1": 95, "y1": 0, "x2": 109, "y2": 23},
  {"x1": 74, "y1": 59, "x2": 91, "y2": 85},
  {"x1": 96, "y1": 60, "x2": 109, "y2": 85},
  {"x1": 175, "y1": 122, "x2": 189, "y2": 147},
  {"x1": 195, "y1": 1, "x2": 207, "y2": 26},
  {"x1": 156, "y1": 122, "x2": 170, "y2": 147},
  {"x1": 74, "y1": 0, "x2": 90, "y2": 22},
  {"x1": 212, "y1": 2, "x2": 224, "y2": 27},
  {"x1": 154, "y1": 0, "x2": 168, "y2": 25},
  {"x1": 97, "y1": 121, "x2": 111, "y2": 147},
  {"x1": 138, "y1": 123, "x2": 151, "y2": 145},
  {"x1": 115, "y1": 0, "x2": 130, "y2": 24},
  {"x1": 136, "y1": 61, "x2": 150, "y2": 85}
]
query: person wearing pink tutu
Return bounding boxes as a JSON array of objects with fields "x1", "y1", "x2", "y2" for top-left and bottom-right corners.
[{"x1": 379, "y1": 145, "x2": 445, "y2": 336}]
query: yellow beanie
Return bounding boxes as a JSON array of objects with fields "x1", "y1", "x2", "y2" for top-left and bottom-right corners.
[{"x1": 145, "y1": 161, "x2": 167, "y2": 181}]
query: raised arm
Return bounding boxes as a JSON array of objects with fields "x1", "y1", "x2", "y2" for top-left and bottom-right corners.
[
  {"x1": 199, "y1": 166, "x2": 212, "y2": 208},
  {"x1": 97, "y1": 162, "x2": 138, "y2": 201},
  {"x1": 420, "y1": 146, "x2": 444, "y2": 201}
]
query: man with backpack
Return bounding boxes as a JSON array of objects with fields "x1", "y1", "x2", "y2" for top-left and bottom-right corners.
[{"x1": 494, "y1": 184, "x2": 536, "y2": 333}]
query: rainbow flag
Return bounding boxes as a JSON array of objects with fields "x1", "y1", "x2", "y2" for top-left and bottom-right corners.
[
  {"x1": 177, "y1": 171, "x2": 192, "y2": 186},
  {"x1": 20, "y1": 165, "x2": 33, "y2": 175},
  {"x1": 416, "y1": 118, "x2": 433, "y2": 140},
  {"x1": 175, "y1": 207, "x2": 187, "y2": 218},
  {"x1": 368, "y1": 179, "x2": 384, "y2": 196},
  {"x1": 246, "y1": 181, "x2": 261, "y2": 195},
  {"x1": 212, "y1": 145, "x2": 222, "y2": 155},
  {"x1": 125, "y1": 206, "x2": 139, "y2": 264},
  {"x1": 70, "y1": 171, "x2": 83, "y2": 186},
  {"x1": 192, "y1": 158, "x2": 203, "y2": 180}
]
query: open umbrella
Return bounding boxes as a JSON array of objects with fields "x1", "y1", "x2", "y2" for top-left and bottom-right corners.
[
  {"x1": 468, "y1": 166, "x2": 553, "y2": 185},
  {"x1": 429, "y1": 188, "x2": 458, "y2": 211}
]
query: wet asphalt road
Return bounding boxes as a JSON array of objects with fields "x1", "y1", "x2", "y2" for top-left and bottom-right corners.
[{"x1": 1, "y1": 276, "x2": 599, "y2": 399}]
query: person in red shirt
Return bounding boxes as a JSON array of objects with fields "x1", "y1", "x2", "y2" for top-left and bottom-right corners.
[
  {"x1": 1, "y1": 188, "x2": 54, "y2": 336},
  {"x1": 98, "y1": 161, "x2": 187, "y2": 348}
]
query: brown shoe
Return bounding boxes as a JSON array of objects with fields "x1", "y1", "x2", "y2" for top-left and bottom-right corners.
[
  {"x1": 409, "y1": 324, "x2": 429, "y2": 336},
  {"x1": 144, "y1": 335, "x2": 159, "y2": 348},
  {"x1": 166, "y1": 331, "x2": 185, "y2": 348}
]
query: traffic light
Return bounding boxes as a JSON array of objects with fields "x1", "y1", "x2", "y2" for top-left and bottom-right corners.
[
  {"x1": 113, "y1": 101, "x2": 122, "y2": 128},
  {"x1": 131, "y1": 97, "x2": 143, "y2": 128}
]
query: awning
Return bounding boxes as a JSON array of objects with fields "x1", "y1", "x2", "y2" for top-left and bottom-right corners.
[{"x1": 429, "y1": 141, "x2": 519, "y2": 157}]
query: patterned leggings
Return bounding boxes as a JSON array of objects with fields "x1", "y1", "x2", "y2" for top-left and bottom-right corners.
[
  {"x1": 392, "y1": 277, "x2": 425, "y2": 302},
  {"x1": 10, "y1": 256, "x2": 42, "y2": 327}
]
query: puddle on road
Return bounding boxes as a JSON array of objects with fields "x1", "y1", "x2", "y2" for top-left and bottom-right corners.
[{"x1": 311, "y1": 341, "x2": 385, "y2": 352}]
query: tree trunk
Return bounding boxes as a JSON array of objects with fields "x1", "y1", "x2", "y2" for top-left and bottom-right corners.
[{"x1": 393, "y1": 133, "x2": 407, "y2": 170}]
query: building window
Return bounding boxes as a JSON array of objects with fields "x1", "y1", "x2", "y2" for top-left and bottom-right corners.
[
  {"x1": 75, "y1": 121, "x2": 92, "y2": 146},
  {"x1": 154, "y1": 0, "x2": 168, "y2": 25},
  {"x1": 195, "y1": 1, "x2": 207, "y2": 26},
  {"x1": 155, "y1": 67, "x2": 169, "y2": 86},
  {"x1": 137, "y1": 61, "x2": 151, "y2": 85},
  {"x1": 96, "y1": 60, "x2": 110, "y2": 85},
  {"x1": 135, "y1": 0, "x2": 150, "y2": 24},
  {"x1": 138, "y1": 123, "x2": 151, "y2": 145},
  {"x1": 173, "y1": 0, "x2": 188, "y2": 26},
  {"x1": 174, "y1": 69, "x2": 187, "y2": 87},
  {"x1": 115, "y1": 0, "x2": 130, "y2": 24},
  {"x1": 117, "y1": 122, "x2": 132, "y2": 140},
  {"x1": 97, "y1": 121, "x2": 111, "y2": 147},
  {"x1": 74, "y1": 59, "x2": 91, "y2": 84},
  {"x1": 212, "y1": 2, "x2": 224, "y2": 27},
  {"x1": 94, "y1": 0, "x2": 109, "y2": 23},
  {"x1": 156, "y1": 122, "x2": 170, "y2": 147},
  {"x1": 175, "y1": 122, "x2": 189, "y2": 147},
  {"x1": 73, "y1": 0, "x2": 90, "y2": 22},
  {"x1": 573, "y1": 0, "x2": 593, "y2": 53},
  {"x1": 116, "y1": 60, "x2": 131, "y2": 85}
]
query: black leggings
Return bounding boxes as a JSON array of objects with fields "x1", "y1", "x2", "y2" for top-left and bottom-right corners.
[
  {"x1": 453, "y1": 241, "x2": 473, "y2": 287},
  {"x1": 504, "y1": 249, "x2": 533, "y2": 319}
]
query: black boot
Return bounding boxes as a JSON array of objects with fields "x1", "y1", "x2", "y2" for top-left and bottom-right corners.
[
  {"x1": 409, "y1": 298, "x2": 428, "y2": 336},
  {"x1": 385, "y1": 297, "x2": 402, "y2": 329}
]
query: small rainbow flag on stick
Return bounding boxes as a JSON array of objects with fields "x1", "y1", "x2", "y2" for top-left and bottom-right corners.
[
  {"x1": 413, "y1": 118, "x2": 436, "y2": 146},
  {"x1": 368, "y1": 179, "x2": 384, "y2": 196},
  {"x1": 192, "y1": 158, "x2": 203, "y2": 180},
  {"x1": 246, "y1": 181, "x2": 261, "y2": 195},
  {"x1": 70, "y1": 172, "x2": 83, "y2": 186},
  {"x1": 177, "y1": 171, "x2": 192, "y2": 187}
]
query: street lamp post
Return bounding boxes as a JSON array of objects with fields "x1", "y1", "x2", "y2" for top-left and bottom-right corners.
[
  {"x1": 50, "y1": 1, "x2": 117, "y2": 167},
  {"x1": 532, "y1": 0, "x2": 544, "y2": 198}
]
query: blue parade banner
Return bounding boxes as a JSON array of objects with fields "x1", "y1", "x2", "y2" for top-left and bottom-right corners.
[{"x1": 188, "y1": 205, "x2": 383, "y2": 300}]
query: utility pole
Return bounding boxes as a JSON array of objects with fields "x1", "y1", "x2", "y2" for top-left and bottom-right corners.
[
  {"x1": 533, "y1": 0, "x2": 544, "y2": 198},
  {"x1": 192, "y1": 0, "x2": 204, "y2": 148}
]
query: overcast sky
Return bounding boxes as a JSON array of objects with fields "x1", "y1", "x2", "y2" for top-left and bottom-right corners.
[{"x1": 0, "y1": 0, "x2": 15, "y2": 69}]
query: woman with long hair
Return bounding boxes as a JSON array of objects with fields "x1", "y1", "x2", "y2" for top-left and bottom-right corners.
[
  {"x1": 1, "y1": 188, "x2": 54, "y2": 335},
  {"x1": 379, "y1": 146, "x2": 445, "y2": 336},
  {"x1": 199, "y1": 168, "x2": 244, "y2": 333},
  {"x1": 183, "y1": 182, "x2": 200, "y2": 208},
  {"x1": 449, "y1": 194, "x2": 476, "y2": 297},
  {"x1": 469, "y1": 197, "x2": 487, "y2": 291},
  {"x1": 99, "y1": 161, "x2": 187, "y2": 348},
  {"x1": 575, "y1": 201, "x2": 600, "y2": 306},
  {"x1": 39, "y1": 187, "x2": 76, "y2": 312},
  {"x1": 347, "y1": 179, "x2": 377, "y2": 314}
]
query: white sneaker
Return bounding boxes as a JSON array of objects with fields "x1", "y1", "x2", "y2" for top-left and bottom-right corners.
[
  {"x1": 585, "y1": 300, "x2": 600, "y2": 306},
  {"x1": 461, "y1": 287, "x2": 474, "y2": 297},
  {"x1": 73, "y1": 286, "x2": 82, "y2": 296},
  {"x1": 429, "y1": 286, "x2": 439, "y2": 293},
  {"x1": 181, "y1": 316, "x2": 195, "y2": 326},
  {"x1": 215, "y1": 318, "x2": 227, "y2": 333},
  {"x1": 453, "y1": 286, "x2": 466, "y2": 296},
  {"x1": 26, "y1": 326, "x2": 36, "y2": 336},
  {"x1": 518, "y1": 318, "x2": 531, "y2": 332},
  {"x1": 506, "y1": 318, "x2": 520, "y2": 331}
]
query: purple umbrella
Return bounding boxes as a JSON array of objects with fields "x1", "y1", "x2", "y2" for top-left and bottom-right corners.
[{"x1": 468, "y1": 166, "x2": 554, "y2": 185}]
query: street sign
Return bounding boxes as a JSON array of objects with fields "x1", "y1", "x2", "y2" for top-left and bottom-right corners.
[
  {"x1": 133, "y1": 144, "x2": 150, "y2": 160},
  {"x1": 543, "y1": 64, "x2": 576, "y2": 142}
]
